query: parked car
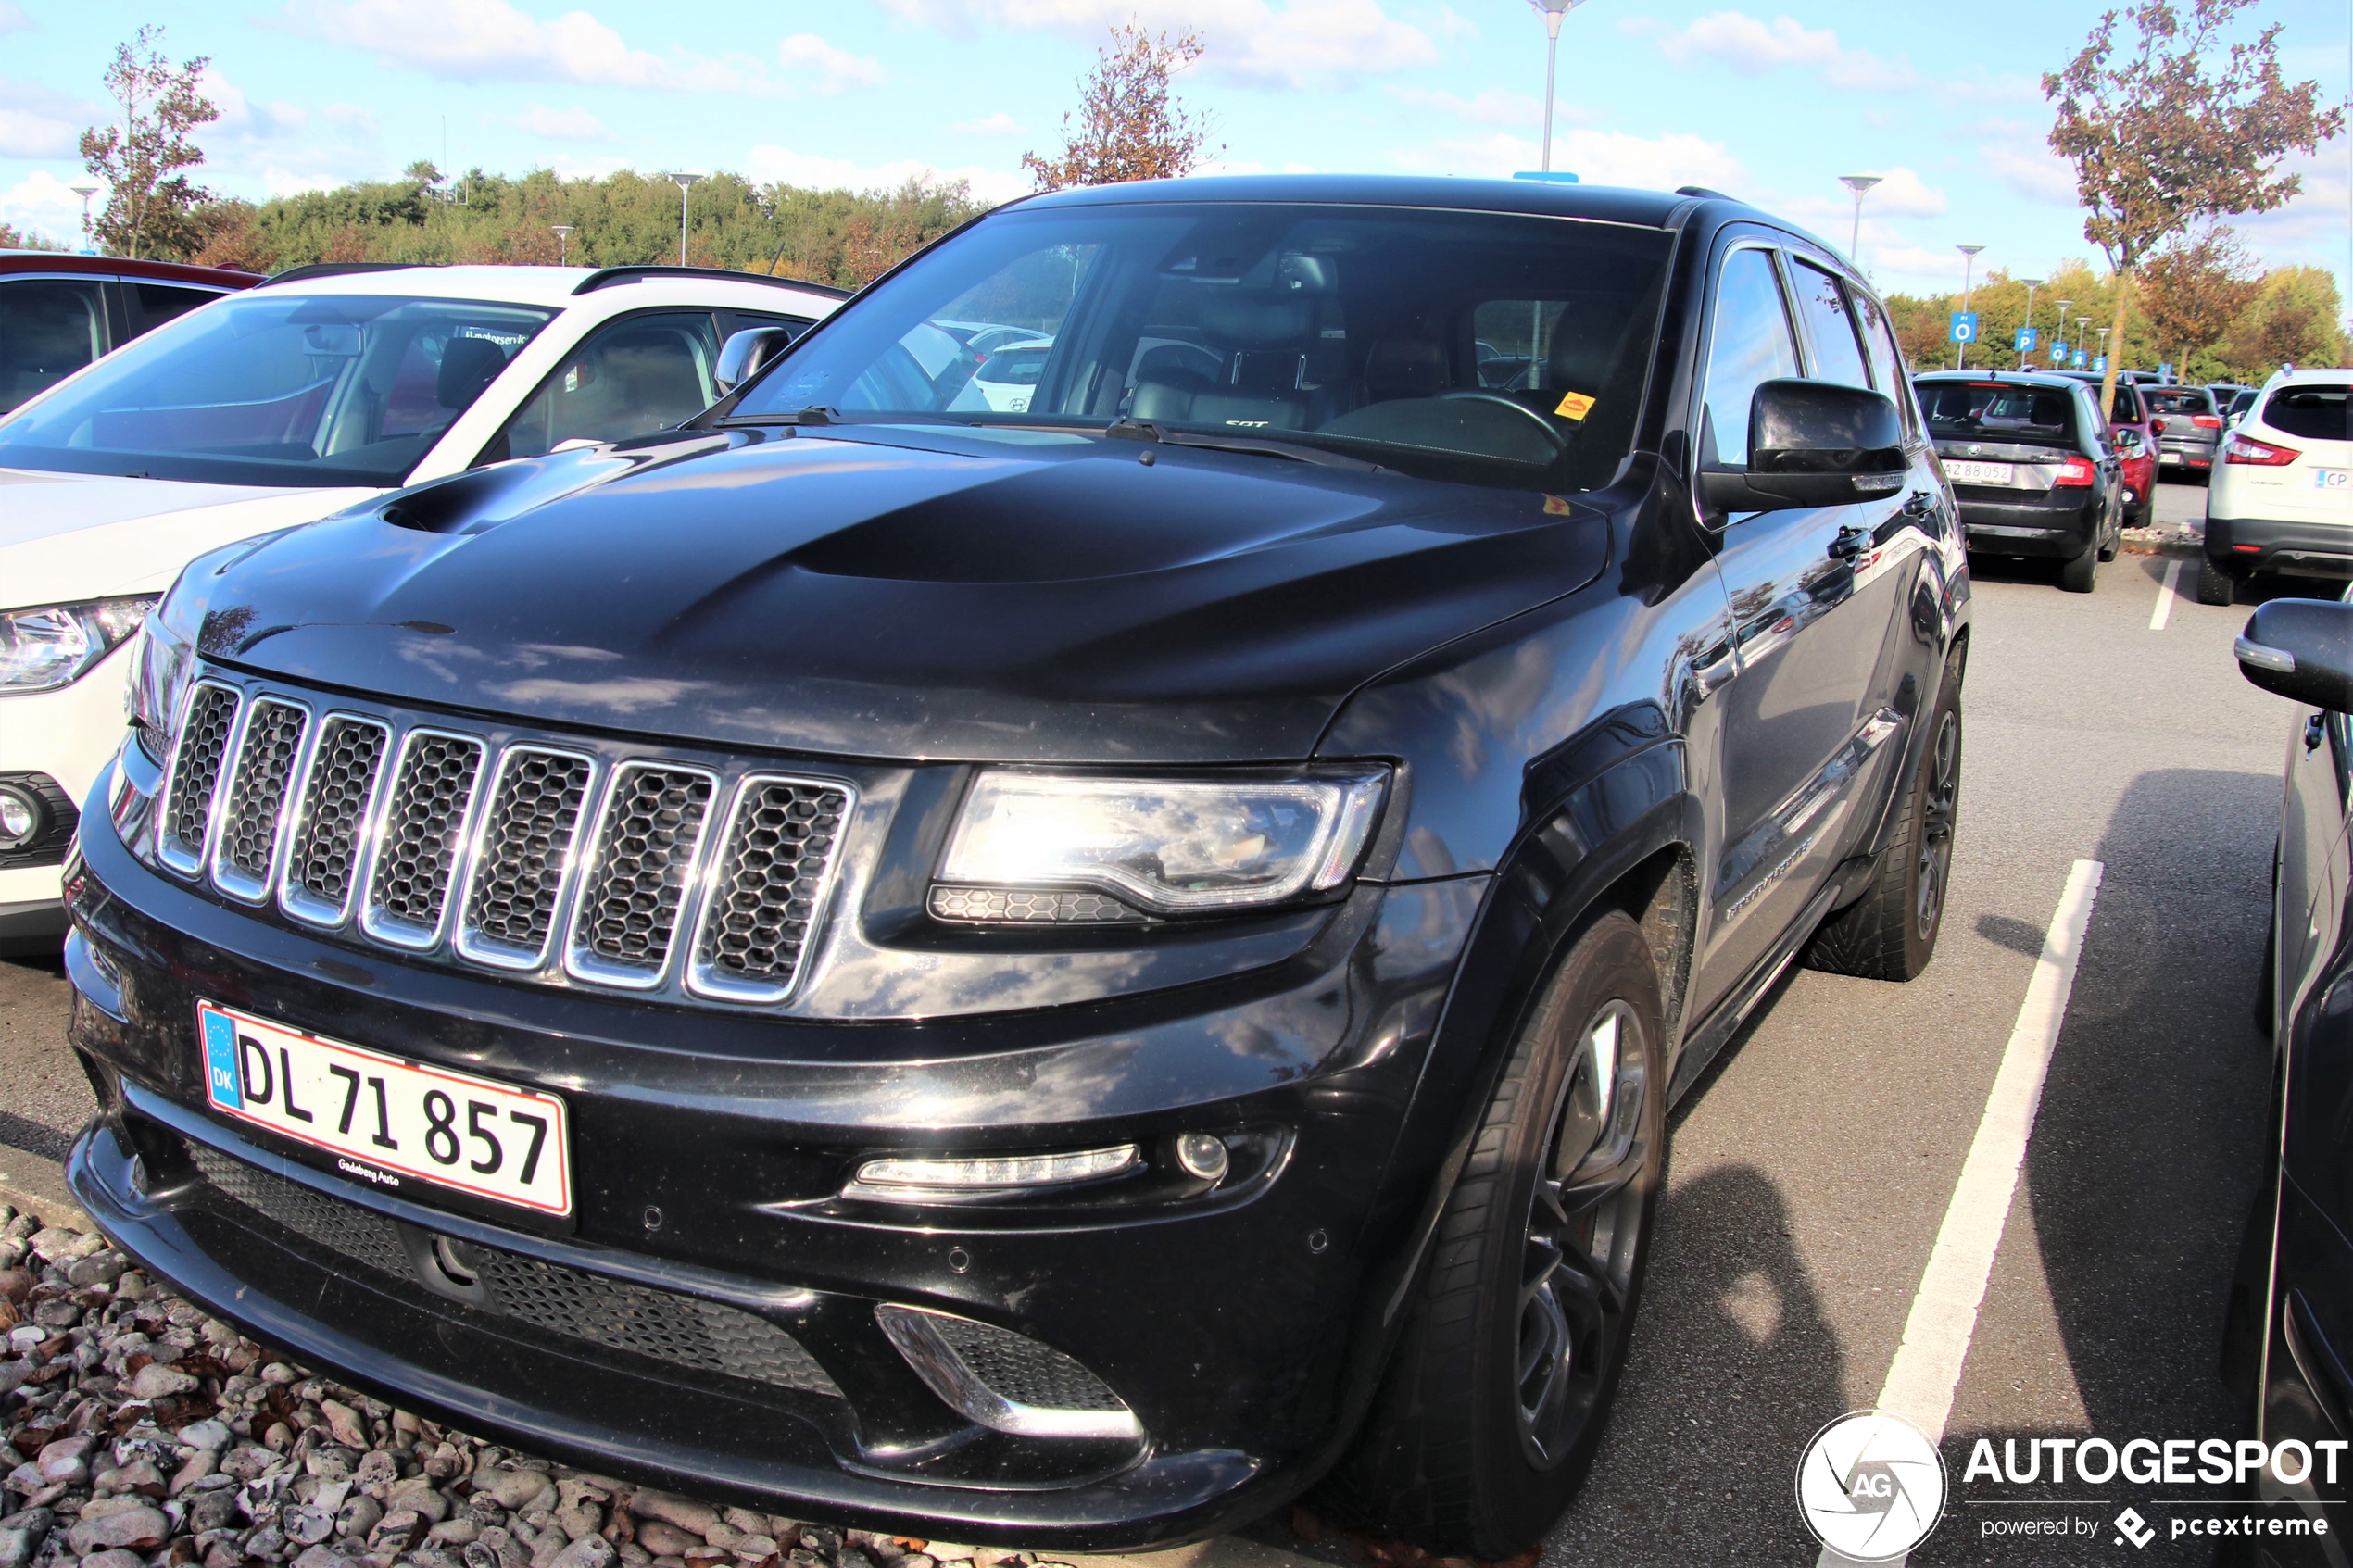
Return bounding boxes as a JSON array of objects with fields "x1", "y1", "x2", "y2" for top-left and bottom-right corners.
[
  {"x1": 1915, "y1": 370, "x2": 2126, "y2": 591},
  {"x1": 2047, "y1": 369, "x2": 2157, "y2": 523},
  {"x1": 2196, "y1": 370, "x2": 2352, "y2": 605},
  {"x1": 58, "y1": 175, "x2": 1969, "y2": 1556},
  {"x1": 0, "y1": 262, "x2": 843, "y2": 953},
  {"x1": 965, "y1": 336, "x2": 1051, "y2": 411},
  {"x1": 0, "y1": 251, "x2": 259, "y2": 415},
  {"x1": 2226, "y1": 587, "x2": 2353, "y2": 1558},
  {"x1": 2211, "y1": 381, "x2": 2258, "y2": 412},
  {"x1": 2225, "y1": 386, "x2": 2261, "y2": 427},
  {"x1": 2145, "y1": 383, "x2": 2227, "y2": 476}
]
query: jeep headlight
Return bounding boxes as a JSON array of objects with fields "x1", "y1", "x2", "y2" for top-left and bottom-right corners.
[
  {"x1": 937, "y1": 770, "x2": 1388, "y2": 916},
  {"x1": 0, "y1": 596, "x2": 157, "y2": 695}
]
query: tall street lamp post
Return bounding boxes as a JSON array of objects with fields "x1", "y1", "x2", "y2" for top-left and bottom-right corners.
[
  {"x1": 551, "y1": 223, "x2": 574, "y2": 266},
  {"x1": 1956, "y1": 244, "x2": 1984, "y2": 370},
  {"x1": 669, "y1": 174, "x2": 705, "y2": 267},
  {"x1": 2096, "y1": 325, "x2": 2111, "y2": 368},
  {"x1": 69, "y1": 183, "x2": 98, "y2": 253},
  {"x1": 2052, "y1": 298, "x2": 2072, "y2": 363},
  {"x1": 1529, "y1": 0, "x2": 1587, "y2": 173},
  {"x1": 1838, "y1": 175, "x2": 1881, "y2": 272},
  {"x1": 2016, "y1": 278, "x2": 2042, "y2": 369},
  {"x1": 2076, "y1": 316, "x2": 2091, "y2": 368}
]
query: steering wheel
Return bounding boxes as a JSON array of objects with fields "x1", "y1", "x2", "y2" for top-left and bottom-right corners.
[{"x1": 1437, "y1": 390, "x2": 1571, "y2": 455}]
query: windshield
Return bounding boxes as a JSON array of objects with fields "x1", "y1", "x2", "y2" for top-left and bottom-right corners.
[
  {"x1": 0, "y1": 292, "x2": 556, "y2": 488},
  {"x1": 1917, "y1": 381, "x2": 2081, "y2": 445},
  {"x1": 731, "y1": 201, "x2": 1674, "y2": 494}
]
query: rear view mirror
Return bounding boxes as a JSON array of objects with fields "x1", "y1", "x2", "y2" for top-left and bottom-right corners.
[
  {"x1": 1697, "y1": 378, "x2": 1908, "y2": 514},
  {"x1": 2236, "y1": 599, "x2": 2353, "y2": 711},
  {"x1": 715, "y1": 327, "x2": 799, "y2": 395}
]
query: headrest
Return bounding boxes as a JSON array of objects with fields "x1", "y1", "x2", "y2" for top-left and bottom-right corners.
[
  {"x1": 435, "y1": 336, "x2": 509, "y2": 410},
  {"x1": 1202, "y1": 293, "x2": 1315, "y2": 348},
  {"x1": 1546, "y1": 303, "x2": 1625, "y2": 395},
  {"x1": 1364, "y1": 337, "x2": 1446, "y2": 401}
]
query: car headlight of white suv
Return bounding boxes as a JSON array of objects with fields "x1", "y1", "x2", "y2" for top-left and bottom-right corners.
[{"x1": 0, "y1": 596, "x2": 158, "y2": 696}]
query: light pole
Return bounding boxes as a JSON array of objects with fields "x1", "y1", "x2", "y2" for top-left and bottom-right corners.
[
  {"x1": 1956, "y1": 244, "x2": 1984, "y2": 369},
  {"x1": 1838, "y1": 175, "x2": 1881, "y2": 271},
  {"x1": 2096, "y1": 325, "x2": 2111, "y2": 369},
  {"x1": 69, "y1": 183, "x2": 98, "y2": 253},
  {"x1": 1529, "y1": 0, "x2": 1587, "y2": 173},
  {"x1": 551, "y1": 223, "x2": 574, "y2": 266},
  {"x1": 2051, "y1": 298, "x2": 2071, "y2": 363},
  {"x1": 2075, "y1": 315, "x2": 2091, "y2": 367},
  {"x1": 2017, "y1": 277, "x2": 2043, "y2": 369},
  {"x1": 668, "y1": 173, "x2": 705, "y2": 267}
]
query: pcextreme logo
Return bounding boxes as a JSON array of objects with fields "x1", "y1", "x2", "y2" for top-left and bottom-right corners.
[{"x1": 1796, "y1": 1409, "x2": 1949, "y2": 1562}]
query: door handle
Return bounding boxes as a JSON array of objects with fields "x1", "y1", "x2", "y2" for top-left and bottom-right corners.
[
  {"x1": 1902, "y1": 491, "x2": 1935, "y2": 518},
  {"x1": 1828, "y1": 525, "x2": 1867, "y2": 561}
]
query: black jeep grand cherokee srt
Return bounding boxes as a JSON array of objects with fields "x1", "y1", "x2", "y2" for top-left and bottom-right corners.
[{"x1": 60, "y1": 177, "x2": 1968, "y2": 1556}]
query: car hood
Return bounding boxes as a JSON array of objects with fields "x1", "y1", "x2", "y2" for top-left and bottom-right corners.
[
  {"x1": 0, "y1": 468, "x2": 379, "y2": 608},
  {"x1": 202, "y1": 427, "x2": 1613, "y2": 764}
]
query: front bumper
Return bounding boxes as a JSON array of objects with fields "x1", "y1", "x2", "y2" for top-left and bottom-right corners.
[
  {"x1": 2206, "y1": 516, "x2": 2353, "y2": 580},
  {"x1": 1956, "y1": 490, "x2": 2101, "y2": 558},
  {"x1": 62, "y1": 763, "x2": 1483, "y2": 1549}
]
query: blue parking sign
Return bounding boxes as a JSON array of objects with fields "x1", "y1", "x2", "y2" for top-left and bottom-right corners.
[
  {"x1": 2093, "y1": 355, "x2": 2107, "y2": 372},
  {"x1": 2015, "y1": 326, "x2": 2038, "y2": 352},
  {"x1": 2071, "y1": 348, "x2": 2087, "y2": 368},
  {"x1": 2051, "y1": 339, "x2": 2068, "y2": 359},
  {"x1": 1950, "y1": 312, "x2": 1979, "y2": 344}
]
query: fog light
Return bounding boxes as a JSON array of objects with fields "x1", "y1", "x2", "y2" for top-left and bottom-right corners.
[
  {"x1": 0, "y1": 785, "x2": 41, "y2": 849},
  {"x1": 1175, "y1": 1133, "x2": 1230, "y2": 1182},
  {"x1": 848, "y1": 1144, "x2": 1139, "y2": 1200}
]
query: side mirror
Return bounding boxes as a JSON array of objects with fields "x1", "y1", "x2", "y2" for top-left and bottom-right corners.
[
  {"x1": 2237, "y1": 599, "x2": 2353, "y2": 711},
  {"x1": 715, "y1": 326, "x2": 799, "y2": 395},
  {"x1": 1697, "y1": 379, "x2": 1908, "y2": 513}
]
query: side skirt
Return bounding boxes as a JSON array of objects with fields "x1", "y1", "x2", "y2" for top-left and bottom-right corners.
[{"x1": 1667, "y1": 872, "x2": 1845, "y2": 1105}]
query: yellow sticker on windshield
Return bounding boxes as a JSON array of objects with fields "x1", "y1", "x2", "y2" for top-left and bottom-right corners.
[
  {"x1": 1542, "y1": 495, "x2": 1572, "y2": 516},
  {"x1": 1554, "y1": 391, "x2": 1596, "y2": 421}
]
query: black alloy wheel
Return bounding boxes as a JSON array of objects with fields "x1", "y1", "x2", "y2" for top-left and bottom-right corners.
[{"x1": 1913, "y1": 707, "x2": 1959, "y2": 944}]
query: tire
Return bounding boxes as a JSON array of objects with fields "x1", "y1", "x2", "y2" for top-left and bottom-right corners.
[
  {"x1": 1320, "y1": 911, "x2": 1667, "y2": 1557},
  {"x1": 2196, "y1": 558, "x2": 2237, "y2": 606},
  {"x1": 1805, "y1": 655, "x2": 1961, "y2": 981},
  {"x1": 2059, "y1": 531, "x2": 2099, "y2": 593}
]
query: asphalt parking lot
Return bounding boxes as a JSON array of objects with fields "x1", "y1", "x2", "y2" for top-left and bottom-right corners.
[{"x1": 0, "y1": 480, "x2": 2293, "y2": 1566}]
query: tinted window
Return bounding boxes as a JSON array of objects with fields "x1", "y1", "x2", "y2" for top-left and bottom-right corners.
[
  {"x1": 0, "y1": 279, "x2": 107, "y2": 414},
  {"x1": 1853, "y1": 293, "x2": 1916, "y2": 433},
  {"x1": 0, "y1": 292, "x2": 554, "y2": 487},
  {"x1": 2108, "y1": 383, "x2": 2145, "y2": 422},
  {"x1": 1700, "y1": 248, "x2": 1800, "y2": 468},
  {"x1": 734, "y1": 203, "x2": 1674, "y2": 495},
  {"x1": 132, "y1": 282, "x2": 223, "y2": 333},
  {"x1": 1916, "y1": 380, "x2": 2081, "y2": 445},
  {"x1": 2145, "y1": 388, "x2": 2212, "y2": 415},
  {"x1": 1790, "y1": 259, "x2": 1872, "y2": 391},
  {"x1": 489, "y1": 310, "x2": 722, "y2": 462},
  {"x1": 2261, "y1": 385, "x2": 2350, "y2": 443}
]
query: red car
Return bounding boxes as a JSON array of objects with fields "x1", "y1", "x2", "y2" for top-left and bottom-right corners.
[
  {"x1": 2051, "y1": 370, "x2": 2158, "y2": 524},
  {"x1": 0, "y1": 252, "x2": 261, "y2": 415}
]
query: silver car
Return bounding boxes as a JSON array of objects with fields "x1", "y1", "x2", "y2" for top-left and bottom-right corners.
[{"x1": 2145, "y1": 383, "x2": 2226, "y2": 476}]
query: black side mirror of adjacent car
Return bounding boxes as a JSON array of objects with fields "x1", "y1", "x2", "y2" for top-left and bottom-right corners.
[
  {"x1": 714, "y1": 327, "x2": 799, "y2": 395},
  {"x1": 2237, "y1": 600, "x2": 2353, "y2": 712},
  {"x1": 1696, "y1": 379, "x2": 1909, "y2": 514}
]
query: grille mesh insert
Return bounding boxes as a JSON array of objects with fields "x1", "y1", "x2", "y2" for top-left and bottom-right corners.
[
  {"x1": 928, "y1": 887, "x2": 1144, "y2": 924},
  {"x1": 190, "y1": 1141, "x2": 415, "y2": 1280},
  {"x1": 574, "y1": 766, "x2": 713, "y2": 972},
  {"x1": 288, "y1": 718, "x2": 389, "y2": 909},
  {"x1": 369, "y1": 734, "x2": 484, "y2": 932},
  {"x1": 464, "y1": 751, "x2": 594, "y2": 955},
  {"x1": 162, "y1": 685, "x2": 241, "y2": 866},
  {"x1": 921, "y1": 1312, "x2": 1128, "y2": 1411},
  {"x1": 219, "y1": 700, "x2": 308, "y2": 885},
  {"x1": 693, "y1": 780, "x2": 849, "y2": 995}
]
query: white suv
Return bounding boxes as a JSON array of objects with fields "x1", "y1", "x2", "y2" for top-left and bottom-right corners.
[
  {"x1": 0, "y1": 262, "x2": 842, "y2": 951},
  {"x1": 2197, "y1": 368, "x2": 2353, "y2": 605}
]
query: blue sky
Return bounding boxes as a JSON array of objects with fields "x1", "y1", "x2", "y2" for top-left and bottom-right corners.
[{"x1": 2, "y1": 0, "x2": 2345, "y2": 304}]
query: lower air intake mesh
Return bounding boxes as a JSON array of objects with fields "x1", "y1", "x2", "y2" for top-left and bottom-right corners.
[{"x1": 920, "y1": 1312, "x2": 1128, "y2": 1411}]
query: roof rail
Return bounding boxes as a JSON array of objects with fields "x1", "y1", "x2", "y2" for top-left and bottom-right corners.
[
  {"x1": 572, "y1": 265, "x2": 850, "y2": 298},
  {"x1": 255, "y1": 261, "x2": 430, "y2": 289}
]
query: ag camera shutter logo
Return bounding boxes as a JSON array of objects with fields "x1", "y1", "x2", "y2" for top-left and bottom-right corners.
[{"x1": 1796, "y1": 1409, "x2": 1948, "y2": 1562}]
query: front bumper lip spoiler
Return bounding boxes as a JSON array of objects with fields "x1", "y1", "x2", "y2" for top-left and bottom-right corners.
[{"x1": 67, "y1": 1121, "x2": 1271, "y2": 1549}]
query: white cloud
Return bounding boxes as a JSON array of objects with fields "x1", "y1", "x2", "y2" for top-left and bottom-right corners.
[
  {"x1": 777, "y1": 33, "x2": 884, "y2": 92},
  {"x1": 954, "y1": 112, "x2": 1027, "y2": 135},
  {"x1": 0, "y1": 78, "x2": 91, "y2": 159},
  {"x1": 2233, "y1": 141, "x2": 2353, "y2": 285},
  {"x1": 1392, "y1": 128, "x2": 1744, "y2": 193},
  {"x1": 287, "y1": 0, "x2": 766, "y2": 93},
  {"x1": 1980, "y1": 141, "x2": 2078, "y2": 207},
  {"x1": 0, "y1": 171, "x2": 93, "y2": 247},
  {"x1": 1384, "y1": 86, "x2": 1595, "y2": 130},
  {"x1": 514, "y1": 104, "x2": 611, "y2": 142},
  {"x1": 1798, "y1": 167, "x2": 1946, "y2": 220},
  {"x1": 745, "y1": 144, "x2": 1032, "y2": 205},
  {"x1": 0, "y1": 4, "x2": 30, "y2": 33},
  {"x1": 1630, "y1": 10, "x2": 1914, "y2": 92},
  {"x1": 881, "y1": 0, "x2": 1436, "y2": 89}
]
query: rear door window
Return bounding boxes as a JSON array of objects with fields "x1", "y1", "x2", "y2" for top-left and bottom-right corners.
[
  {"x1": 0, "y1": 278, "x2": 109, "y2": 414},
  {"x1": 2262, "y1": 385, "x2": 2350, "y2": 443},
  {"x1": 1789, "y1": 259, "x2": 1873, "y2": 391},
  {"x1": 1700, "y1": 247, "x2": 1802, "y2": 469},
  {"x1": 486, "y1": 310, "x2": 724, "y2": 462},
  {"x1": 131, "y1": 282, "x2": 225, "y2": 334}
]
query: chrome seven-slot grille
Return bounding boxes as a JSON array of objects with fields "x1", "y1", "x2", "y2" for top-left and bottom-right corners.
[{"x1": 154, "y1": 677, "x2": 853, "y2": 1006}]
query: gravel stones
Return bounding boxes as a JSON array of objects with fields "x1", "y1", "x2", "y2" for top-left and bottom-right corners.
[{"x1": 64, "y1": 1501, "x2": 170, "y2": 1553}]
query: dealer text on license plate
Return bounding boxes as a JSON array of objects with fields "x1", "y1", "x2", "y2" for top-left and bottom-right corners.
[
  {"x1": 198, "y1": 1002, "x2": 572, "y2": 1215},
  {"x1": 1944, "y1": 459, "x2": 2015, "y2": 485}
]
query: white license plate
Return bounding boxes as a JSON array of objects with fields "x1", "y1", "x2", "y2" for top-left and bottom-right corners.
[
  {"x1": 1944, "y1": 459, "x2": 2015, "y2": 484},
  {"x1": 198, "y1": 1001, "x2": 573, "y2": 1216},
  {"x1": 2317, "y1": 469, "x2": 2349, "y2": 490}
]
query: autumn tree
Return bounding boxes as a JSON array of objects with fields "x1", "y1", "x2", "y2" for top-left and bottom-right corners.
[
  {"x1": 79, "y1": 26, "x2": 220, "y2": 260},
  {"x1": 2045, "y1": 0, "x2": 2342, "y2": 412},
  {"x1": 1024, "y1": 25, "x2": 1217, "y2": 192},
  {"x1": 2138, "y1": 226, "x2": 2260, "y2": 374}
]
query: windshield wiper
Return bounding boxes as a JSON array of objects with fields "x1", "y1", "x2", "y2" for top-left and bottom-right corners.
[{"x1": 1102, "y1": 419, "x2": 1384, "y2": 472}]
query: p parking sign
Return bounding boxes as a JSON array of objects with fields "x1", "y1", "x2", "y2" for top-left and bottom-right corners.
[
  {"x1": 2015, "y1": 327, "x2": 2037, "y2": 352},
  {"x1": 1949, "y1": 312, "x2": 1979, "y2": 344}
]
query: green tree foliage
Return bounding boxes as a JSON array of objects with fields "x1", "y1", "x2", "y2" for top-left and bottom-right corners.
[
  {"x1": 0, "y1": 222, "x2": 66, "y2": 251},
  {"x1": 79, "y1": 26, "x2": 220, "y2": 260},
  {"x1": 187, "y1": 166, "x2": 990, "y2": 288}
]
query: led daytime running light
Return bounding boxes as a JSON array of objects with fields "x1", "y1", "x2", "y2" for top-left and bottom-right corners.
[{"x1": 851, "y1": 1145, "x2": 1140, "y2": 1195}]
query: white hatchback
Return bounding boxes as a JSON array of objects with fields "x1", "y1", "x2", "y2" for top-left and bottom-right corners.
[
  {"x1": 2196, "y1": 369, "x2": 2353, "y2": 606},
  {"x1": 0, "y1": 262, "x2": 843, "y2": 950}
]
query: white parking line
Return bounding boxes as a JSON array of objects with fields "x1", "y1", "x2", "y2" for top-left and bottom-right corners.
[
  {"x1": 2149, "y1": 558, "x2": 2183, "y2": 631},
  {"x1": 1817, "y1": 859, "x2": 2106, "y2": 1568}
]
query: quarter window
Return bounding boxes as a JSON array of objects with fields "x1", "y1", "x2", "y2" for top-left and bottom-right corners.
[
  {"x1": 1701, "y1": 248, "x2": 1801, "y2": 469},
  {"x1": 131, "y1": 282, "x2": 223, "y2": 334},
  {"x1": 1790, "y1": 259, "x2": 1873, "y2": 392}
]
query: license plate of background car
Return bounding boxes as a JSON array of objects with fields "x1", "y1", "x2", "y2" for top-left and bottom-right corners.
[
  {"x1": 2317, "y1": 470, "x2": 2348, "y2": 491},
  {"x1": 197, "y1": 1000, "x2": 573, "y2": 1216},
  {"x1": 1944, "y1": 459, "x2": 2015, "y2": 484}
]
